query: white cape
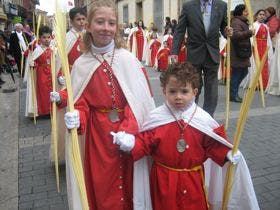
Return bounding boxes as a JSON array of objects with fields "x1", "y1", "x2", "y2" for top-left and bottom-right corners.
[
  {"x1": 66, "y1": 48, "x2": 155, "y2": 210},
  {"x1": 138, "y1": 102, "x2": 259, "y2": 210},
  {"x1": 266, "y1": 33, "x2": 280, "y2": 95}
]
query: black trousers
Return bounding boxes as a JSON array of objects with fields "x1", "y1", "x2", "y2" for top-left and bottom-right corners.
[{"x1": 193, "y1": 53, "x2": 219, "y2": 117}]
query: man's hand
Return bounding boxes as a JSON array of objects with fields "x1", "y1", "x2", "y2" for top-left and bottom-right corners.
[
  {"x1": 170, "y1": 55, "x2": 178, "y2": 64},
  {"x1": 225, "y1": 26, "x2": 233, "y2": 37}
]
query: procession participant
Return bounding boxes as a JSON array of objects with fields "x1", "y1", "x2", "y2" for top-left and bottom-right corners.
[
  {"x1": 265, "y1": 7, "x2": 280, "y2": 50},
  {"x1": 218, "y1": 36, "x2": 227, "y2": 85},
  {"x1": 63, "y1": 1, "x2": 155, "y2": 209},
  {"x1": 162, "y1": 27, "x2": 173, "y2": 49},
  {"x1": 148, "y1": 30, "x2": 161, "y2": 68},
  {"x1": 128, "y1": 20, "x2": 147, "y2": 61},
  {"x1": 177, "y1": 36, "x2": 187, "y2": 64},
  {"x1": 56, "y1": 6, "x2": 87, "y2": 86},
  {"x1": 266, "y1": 32, "x2": 280, "y2": 95},
  {"x1": 26, "y1": 26, "x2": 53, "y2": 116},
  {"x1": 253, "y1": 9, "x2": 273, "y2": 90},
  {"x1": 112, "y1": 62, "x2": 259, "y2": 210},
  {"x1": 156, "y1": 41, "x2": 170, "y2": 72}
]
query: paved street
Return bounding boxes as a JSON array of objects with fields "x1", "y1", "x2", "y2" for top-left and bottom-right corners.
[{"x1": 1, "y1": 65, "x2": 280, "y2": 210}]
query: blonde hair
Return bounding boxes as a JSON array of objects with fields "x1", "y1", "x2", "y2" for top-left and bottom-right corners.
[{"x1": 82, "y1": 0, "x2": 125, "y2": 52}]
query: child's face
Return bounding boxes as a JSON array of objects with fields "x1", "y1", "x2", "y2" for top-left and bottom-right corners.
[
  {"x1": 163, "y1": 76, "x2": 198, "y2": 110},
  {"x1": 71, "y1": 13, "x2": 86, "y2": 31},
  {"x1": 40, "y1": 33, "x2": 52, "y2": 47},
  {"x1": 86, "y1": 6, "x2": 117, "y2": 47}
]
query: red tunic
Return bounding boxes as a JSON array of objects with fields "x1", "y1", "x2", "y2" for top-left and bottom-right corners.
[
  {"x1": 150, "y1": 39, "x2": 161, "y2": 67},
  {"x1": 57, "y1": 37, "x2": 82, "y2": 77},
  {"x1": 135, "y1": 28, "x2": 145, "y2": 61},
  {"x1": 256, "y1": 24, "x2": 269, "y2": 89},
  {"x1": 75, "y1": 63, "x2": 138, "y2": 210},
  {"x1": 132, "y1": 123, "x2": 230, "y2": 210},
  {"x1": 34, "y1": 47, "x2": 52, "y2": 115},
  {"x1": 157, "y1": 48, "x2": 170, "y2": 71},
  {"x1": 166, "y1": 35, "x2": 173, "y2": 49},
  {"x1": 178, "y1": 44, "x2": 186, "y2": 64}
]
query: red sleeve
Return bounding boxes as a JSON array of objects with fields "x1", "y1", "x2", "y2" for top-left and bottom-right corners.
[
  {"x1": 118, "y1": 105, "x2": 139, "y2": 135},
  {"x1": 57, "y1": 89, "x2": 68, "y2": 109},
  {"x1": 131, "y1": 129, "x2": 159, "y2": 161},
  {"x1": 74, "y1": 93, "x2": 90, "y2": 135},
  {"x1": 203, "y1": 125, "x2": 231, "y2": 166}
]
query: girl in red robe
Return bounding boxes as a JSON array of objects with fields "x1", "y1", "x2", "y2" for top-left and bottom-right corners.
[
  {"x1": 157, "y1": 41, "x2": 170, "y2": 72},
  {"x1": 149, "y1": 31, "x2": 161, "y2": 68},
  {"x1": 112, "y1": 62, "x2": 246, "y2": 210},
  {"x1": 63, "y1": 1, "x2": 155, "y2": 209},
  {"x1": 129, "y1": 20, "x2": 147, "y2": 61},
  {"x1": 31, "y1": 26, "x2": 53, "y2": 116},
  {"x1": 254, "y1": 9, "x2": 273, "y2": 90},
  {"x1": 178, "y1": 37, "x2": 187, "y2": 64}
]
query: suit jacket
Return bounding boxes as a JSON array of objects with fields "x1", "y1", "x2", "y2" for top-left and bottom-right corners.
[
  {"x1": 9, "y1": 32, "x2": 31, "y2": 60},
  {"x1": 172, "y1": 0, "x2": 227, "y2": 65}
]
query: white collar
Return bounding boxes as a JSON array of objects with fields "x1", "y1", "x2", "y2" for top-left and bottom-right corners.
[{"x1": 91, "y1": 40, "x2": 115, "y2": 54}]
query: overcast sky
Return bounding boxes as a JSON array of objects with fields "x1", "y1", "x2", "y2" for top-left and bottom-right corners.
[{"x1": 36, "y1": 0, "x2": 55, "y2": 15}]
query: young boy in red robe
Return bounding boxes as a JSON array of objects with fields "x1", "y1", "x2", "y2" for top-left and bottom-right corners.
[
  {"x1": 177, "y1": 37, "x2": 186, "y2": 64},
  {"x1": 30, "y1": 26, "x2": 53, "y2": 116},
  {"x1": 112, "y1": 62, "x2": 259, "y2": 210},
  {"x1": 157, "y1": 41, "x2": 170, "y2": 72}
]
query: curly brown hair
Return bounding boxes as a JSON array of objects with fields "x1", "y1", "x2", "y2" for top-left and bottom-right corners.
[{"x1": 160, "y1": 62, "x2": 200, "y2": 89}]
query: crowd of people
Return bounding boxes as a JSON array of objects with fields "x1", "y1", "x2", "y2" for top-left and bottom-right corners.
[{"x1": 3, "y1": 0, "x2": 280, "y2": 209}]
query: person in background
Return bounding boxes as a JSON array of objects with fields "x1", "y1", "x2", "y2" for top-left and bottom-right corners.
[
  {"x1": 156, "y1": 41, "x2": 170, "y2": 72},
  {"x1": 265, "y1": 6, "x2": 280, "y2": 50},
  {"x1": 171, "y1": 19, "x2": 177, "y2": 34},
  {"x1": 62, "y1": 0, "x2": 155, "y2": 209},
  {"x1": 27, "y1": 26, "x2": 53, "y2": 116},
  {"x1": 171, "y1": 0, "x2": 231, "y2": 116},
  {"x1": 128, "y1": 20, "x2": 147, "y2": 62},
  {"x1": 230, "y1": 4, "x2": 254, "y2": 103},
  {"x1": 163, "y1": 16, "x2": 172, "y2": 35},
  {"x1": 9, "y1": 23, "x2": 31, "y2": 75},
  {"x1": 252, "y1": 9, "x2": 273, "y2": 90}
]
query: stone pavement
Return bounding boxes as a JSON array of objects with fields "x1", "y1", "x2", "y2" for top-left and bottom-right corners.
[{"x1": 0, "y1": 67, "x2": 280, "y2": 210}]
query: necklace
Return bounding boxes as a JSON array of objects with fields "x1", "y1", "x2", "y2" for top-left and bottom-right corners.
[
  {"x1": 166, "y1": 103, "x2": 197, "y2": 153},
  {"x1": 91, "y1": 48, "x2": 120, "y2": 122}
]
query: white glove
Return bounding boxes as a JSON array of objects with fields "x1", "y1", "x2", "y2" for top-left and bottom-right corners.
[
  {"x1": 227, "y1": 150, "x2": 241, "y2": 165},
  {"x1": 50, "y1": 91, "x2": 61, "y2": 103},
  {"x1": 58, "y1": 76, "x2": 65, "y2": 86},
  {"x1": 64, "y1": 110, "x2": 80, "y2": 129},
  {"x1": 111, "y1": 131, "x2": 135, "y2": 152}
]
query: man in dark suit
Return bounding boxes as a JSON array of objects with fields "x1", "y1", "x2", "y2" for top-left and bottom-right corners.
[
  {"x1": 171, "y1": 0, "x2": 230, "y2": 116},
  {"x1": 9, "y1": 23, "x2": 31, "y2": 76}
]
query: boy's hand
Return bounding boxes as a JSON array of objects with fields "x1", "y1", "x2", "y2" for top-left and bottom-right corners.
[
  {"x1": 227, "y1": 150, "x2": 241, "y2": 165},
  {"x1": 111, "y1": 131, "x2": 135, "y2": 152}
]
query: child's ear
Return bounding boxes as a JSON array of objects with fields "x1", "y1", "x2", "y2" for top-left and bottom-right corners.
[
  {"x1": 193, "y1": 88, "x2": 199, "y2": 96},
  {"x1": 85, "y1": 22, "x2": 90, "y2": 32}
]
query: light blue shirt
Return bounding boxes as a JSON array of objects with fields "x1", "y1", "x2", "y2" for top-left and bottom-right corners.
[
  {"x1": 200, "y1": 0, "x2": 212, "y2": 34},
  {"x1": 200, "y1": 0, "x2": 212, "y2": 14}
]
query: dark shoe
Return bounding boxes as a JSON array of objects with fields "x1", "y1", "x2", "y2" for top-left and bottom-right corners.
[{"x1": 230, "y1": 96, "x2": 242, "y2": 103}]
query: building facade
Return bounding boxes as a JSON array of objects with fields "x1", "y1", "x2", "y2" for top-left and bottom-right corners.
[{"x1": 116, "y1": 0, "x2": 279, "y2": 32}]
